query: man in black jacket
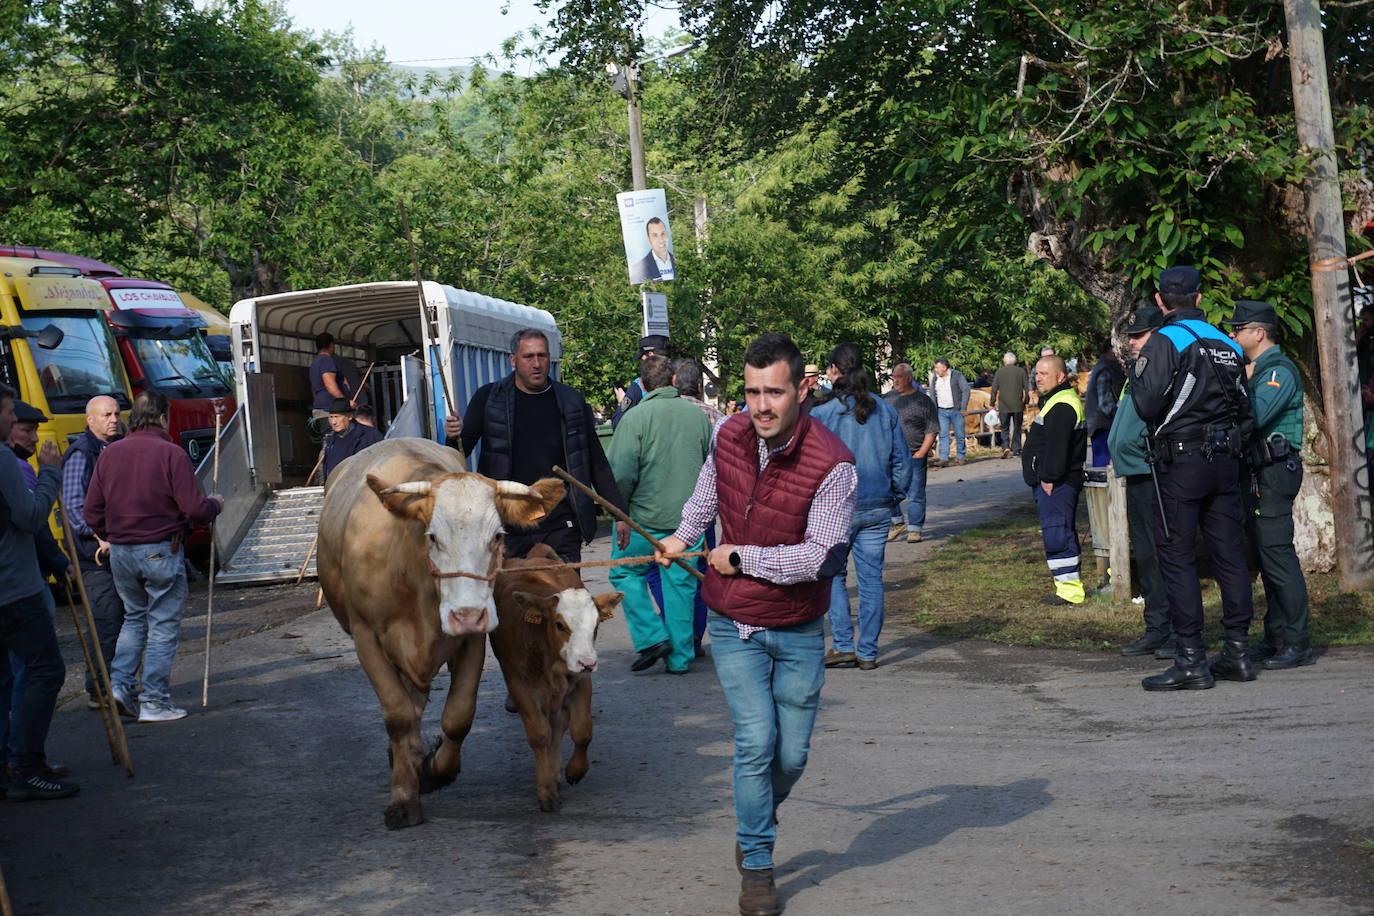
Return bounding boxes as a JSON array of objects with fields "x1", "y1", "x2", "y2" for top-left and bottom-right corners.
[
  {"x1": 1022, "y1": 356, "x2": 1087, "y2": 605},
  {"x1": 1131, "y1": 265, "x2": 1256, "y2": 692},
  {"x1": 443, "y1": 328, "x2": 627, "y2": 563}
]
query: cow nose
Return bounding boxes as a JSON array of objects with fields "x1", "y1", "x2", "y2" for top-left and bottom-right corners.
[
  {"x1": 577, "y1": 658, "x2": 598, "y2": 673},
  {"x1": 445, "y1": 607, "x2": 491, "y2": 636}
]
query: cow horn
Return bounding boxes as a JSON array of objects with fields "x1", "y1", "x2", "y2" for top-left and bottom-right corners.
[
  {"x1": 379, "y1": 481, "x2": 433, "y2": 496},
  {"x1": 495, "y1": 480, "x2": 534, "y2": 497}
]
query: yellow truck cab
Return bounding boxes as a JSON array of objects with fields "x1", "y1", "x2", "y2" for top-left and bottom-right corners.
[{"x1": 0, "y1": 255, "x2": 132, "y2": 457}]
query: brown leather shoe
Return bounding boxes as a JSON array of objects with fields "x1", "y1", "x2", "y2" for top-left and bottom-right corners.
[
  {"x1": 739, "y1": 868, "x2": 781, "y2": 916},
  {"x1": 823, "y1": 650, "x2": 857, "y2": 668}
]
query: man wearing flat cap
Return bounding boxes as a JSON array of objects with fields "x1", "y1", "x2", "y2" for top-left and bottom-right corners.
[
  {"x1": 1108, "y1": 305, "x2": 1173, "y2": 659},
  {"x1": 1131, "y1": 265, "x2": 1257, "y2": 692},
  {"x1": 1225, "y1": 300, "x2": 1313, "y2": 670},
  {"x1": 322, "y1": 397, "x2": 383, "y2": 482},
  {"x1": 611, "y1": 335, "x2": 670, "y2": 429}
]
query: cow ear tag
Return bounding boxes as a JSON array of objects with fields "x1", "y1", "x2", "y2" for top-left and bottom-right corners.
[{"x1": 523, "y1": 610, "x2": 544, "y2": 624}]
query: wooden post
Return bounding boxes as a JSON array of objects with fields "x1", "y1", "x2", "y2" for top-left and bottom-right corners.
[
  {"x1": 1284, "y1": 0, "x2": 1374, "y2": 589},
  {"x1": 1107, "y1": 471, "x2": 1132, "y2": 601}
]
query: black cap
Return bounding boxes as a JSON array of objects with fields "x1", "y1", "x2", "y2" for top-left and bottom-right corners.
[
  {"x1": 638, "y1": 334, "x2": 669, "y2": 355},
  {"x1": 328, "y1": 397, "x2": 355, "y2": 415},
  {"x1": 12, "y1": 400, "x2": 49, "y2": 424},
  {"x1": 1222, "y1": 300, "x2": 1278, "y2": 327},
  {"x1": 1158, "y1": 265, "x2": 1201, "y2": 296},
  {"x1": 1124, "y1": 306, "x2": 1164, "y2": 335}
]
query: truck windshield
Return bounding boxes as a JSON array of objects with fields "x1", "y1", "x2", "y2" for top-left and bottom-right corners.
[
  {"x1": 20, "y1": 313, "x2": 130, "y2": 414},
  {"x1": 130, "y1": 334, "x2": 233, "y2": 398}
]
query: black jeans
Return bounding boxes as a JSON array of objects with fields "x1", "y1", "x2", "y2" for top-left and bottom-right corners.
[
  {"x1": 79, "y1": 558, "x2": 126, "y2": 697},
  {"x1": 1000, "y1": 412, "x2": 1024, "y2": 453},
  {"x1": 0, "y1": 591, "x2": 66, "y2": 774},
  {"x1": 505, "y1": 517, "x2": 583, "y2": 564}
]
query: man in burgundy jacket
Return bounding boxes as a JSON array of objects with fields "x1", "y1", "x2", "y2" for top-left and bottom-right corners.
[
  {"x1": 86, "y1": 391, "x2": 222, "y2": 724},
  {"x1": 658, "y1": 333, "x2": 856, "y2": 916}
]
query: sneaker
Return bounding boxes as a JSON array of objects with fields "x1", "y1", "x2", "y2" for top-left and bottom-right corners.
[
  {"x1": 111, "y1": 685, "x2": 139, "y2": 719},
  {"x1": 1001, "y1": 449, "x2": 1012, "y2": 459},
  {"x1": 138, "y1": 702, "x2": 189, "y2": 723},
  {"x1": 953, "y1": 458, "x2": 966, "y2": 466},
  {"x1": 907, "y1": 529, "x2": 922, "y2": 543},
  {"x1": 887, "y1": 521, "x2": 908, "y2": 542},
  {"x1": 6, "y1": 771, "x2": 80, "y2": 801}
]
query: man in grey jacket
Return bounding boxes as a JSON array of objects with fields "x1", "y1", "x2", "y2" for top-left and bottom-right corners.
[
  {"x1": 0, "y1": 383, "x2": 79, "y2": 800},
  {"x1": 928, "y1": 358, "x2": 971, "y2": 466}
]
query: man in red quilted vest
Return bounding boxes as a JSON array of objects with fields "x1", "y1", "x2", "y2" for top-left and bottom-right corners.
[{"x1": 657, "y1": 333, "x2": 856, "y2": 916}]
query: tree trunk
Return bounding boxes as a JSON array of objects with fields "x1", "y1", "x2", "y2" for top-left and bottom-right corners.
[{"x1": 218, "y1": 248, "x2": 290, "y2": 304}]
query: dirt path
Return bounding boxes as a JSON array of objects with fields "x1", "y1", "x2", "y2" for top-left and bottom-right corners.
[{"x1": 6, "y1": 455, "x2": 1371, "y2": 915}]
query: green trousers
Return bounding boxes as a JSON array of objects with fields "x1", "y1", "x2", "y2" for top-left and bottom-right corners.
[
  {"x1": 609, "y1": 526, "x2": 705, "y2": 673},
  {"x1": 1243, "y1": 460, "x2": 1311, "y2": 650}
]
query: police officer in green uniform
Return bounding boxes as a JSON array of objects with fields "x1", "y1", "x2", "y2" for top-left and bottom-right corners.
[{"x1": 1224, "y1": 300, "x2": 1314, "y2": 669}]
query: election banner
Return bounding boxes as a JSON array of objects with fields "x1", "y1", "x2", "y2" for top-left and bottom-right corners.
[{"x1": 617, "y1": 189, "x2": 676, "y2": 285}]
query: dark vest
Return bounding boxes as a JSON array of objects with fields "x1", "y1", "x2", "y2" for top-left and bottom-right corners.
[
  {"x1": 479, "y1": 375, "x2": 598, "y2": 541},
  {"x1": 702, "y1": 413, "x2": 853, "y2": 628},
  {"x1": 63, "y1": 430, "x2": 119, "y2": 561}
]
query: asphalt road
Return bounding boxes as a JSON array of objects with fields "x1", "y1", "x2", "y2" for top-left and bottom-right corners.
[{"x1": 5, "y1": 455, "x2": 1372, "y2": 914}]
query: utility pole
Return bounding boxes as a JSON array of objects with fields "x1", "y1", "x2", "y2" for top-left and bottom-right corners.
[
  {"x1": 1283, "y1": 0, "x2": 1374, "y2": 589},
  {"x1": 626, "y1": 61, "x2": 647, "y2": 191}
]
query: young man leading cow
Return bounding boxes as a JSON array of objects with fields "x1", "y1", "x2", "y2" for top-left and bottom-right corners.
[{"x1": 657, "y1": 333, "x2": 857, "y2": 916}]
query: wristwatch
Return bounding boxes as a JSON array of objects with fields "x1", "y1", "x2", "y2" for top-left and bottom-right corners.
[{"x1": 728, "y1": 549, "x2": 741, "y2": 571}]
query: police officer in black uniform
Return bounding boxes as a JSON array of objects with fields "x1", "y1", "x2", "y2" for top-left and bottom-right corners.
[{"x1": 1131, "y1": 266, "x2": 1258, "y2": 691}]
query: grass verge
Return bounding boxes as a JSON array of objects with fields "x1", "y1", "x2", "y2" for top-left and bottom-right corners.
[{"x1": 896, "y1": 507, "x2": 1374, "y2": 651}]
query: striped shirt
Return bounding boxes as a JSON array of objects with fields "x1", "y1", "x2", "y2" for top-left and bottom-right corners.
[{"x1": 673, "y1": 424, "x2": 857, "y2": 638}]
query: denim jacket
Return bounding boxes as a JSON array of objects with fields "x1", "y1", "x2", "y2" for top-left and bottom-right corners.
[{"x1": 810, "y1": 393, "x2": 914, "y2": 514}]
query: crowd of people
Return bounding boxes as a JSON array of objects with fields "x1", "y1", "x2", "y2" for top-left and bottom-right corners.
[
  {"x1": 0, "y1": 263, "x2": 1336, "y2": 916},
  {"x1": 0, "y1": 386, "x2": 223, "y2": 803}
]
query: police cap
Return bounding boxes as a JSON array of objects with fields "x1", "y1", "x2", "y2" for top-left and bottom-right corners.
[
  {"x1": 1222, "y1": 300, "x2": 1278, "y2": 327},
  {"x1": 1158, "y1": 265, "x2": 1201, "y2": 296},
  {"x1": 1124, "y1": 306, "x2": 1164, "y2": 335},
  {"x1": 11, "y1": 400, "x2": 49, "y2": 424},
  {"x1": 638, "y1": 334, "x2": 669, "y2": 355}
]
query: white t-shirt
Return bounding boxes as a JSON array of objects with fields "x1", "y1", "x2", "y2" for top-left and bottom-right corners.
[{"x1": 935, "y1": 374, "x2": 954, "y2": 409}]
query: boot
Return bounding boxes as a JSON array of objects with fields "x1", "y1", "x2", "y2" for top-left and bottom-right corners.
[
  {"x1": 1142, "y1": 645, "x2": 1215, "y2": 691},
  {"x1": 1209, "y1": 638, "x2": 1260, "y2": 682},
  {"x1": 739, "y1": 868, "x2": 782, "y2": 916}
]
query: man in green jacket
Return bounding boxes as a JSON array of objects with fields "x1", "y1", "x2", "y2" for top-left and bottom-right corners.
[
  {"x1": 1224, "y1": 300, "x2": 1313, "y2": 669},
  {"x1": 1107, "y1": 306, "x2": 1174, "y2": 659},
  {"x1": 608, "y1": 355, "x2": 713, "y2": 674}
]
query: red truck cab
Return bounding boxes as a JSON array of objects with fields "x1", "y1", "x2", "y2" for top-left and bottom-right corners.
[{"x1": 0, "y1": 246, "x2": 236, "y2": 462}]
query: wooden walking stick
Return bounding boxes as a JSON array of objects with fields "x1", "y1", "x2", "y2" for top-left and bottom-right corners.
[
  {"x1": 56, "y1": 505, "x2": 133, "y2": 777},
  {"x1": 550, "y1": 466, "x2": 704, "y2": 581},
  {"x1": 1, "y1": 863, "x2": 13, "y2": 916},
  {"x1": 59, "y1": 578, "x2": 118, "y2": 764},
  {"x1": 202, "y1": 413, "x2": 222, "y2": 707}
]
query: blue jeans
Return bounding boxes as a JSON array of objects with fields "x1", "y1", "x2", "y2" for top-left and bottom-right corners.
[
  {"x1": 0, "y1": 591, "x2": 65, "y2": 774},
  {"x1": 827, "y1": 509, "x2": 891, "y2": 661},
  {"x1": 709, "y1": 612, "x2": 825, "y2": 871},
  {"x1": 892, "y1": 456, "x2": 928, "y2": 531},
  {"x1": 109, "y1": 541, "x2": 189, "y2": 706},
  {"x1": 937, "y1": 408, "x2": 965, "y2": 460}
]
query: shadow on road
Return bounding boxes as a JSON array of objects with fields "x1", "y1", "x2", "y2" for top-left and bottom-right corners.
[{"x1": 779, "y1": 778, "x2": 1053, "y2": 893}]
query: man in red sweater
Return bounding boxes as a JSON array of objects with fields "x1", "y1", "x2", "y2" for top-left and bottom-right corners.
[
  {"x1": 657, "y1": 333, "x2": 856, "y2": 916},
  {"x1": 86, "y1": 391, "x2": 222, "y2": 723}
]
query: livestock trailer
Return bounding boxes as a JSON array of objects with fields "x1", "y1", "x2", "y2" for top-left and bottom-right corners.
[{"x1": 209, "y1": 281, "x2": 561, "y2": 585}]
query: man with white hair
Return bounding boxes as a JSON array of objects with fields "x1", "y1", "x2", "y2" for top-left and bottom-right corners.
[{"x1": 990, "y1": 352, "x2": 1028, "y2": 458}]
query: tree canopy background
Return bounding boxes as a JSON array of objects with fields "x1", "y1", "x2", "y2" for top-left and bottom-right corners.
[{"x1": 3, "y1": 0, "x2": 1369, "y2": 410}]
